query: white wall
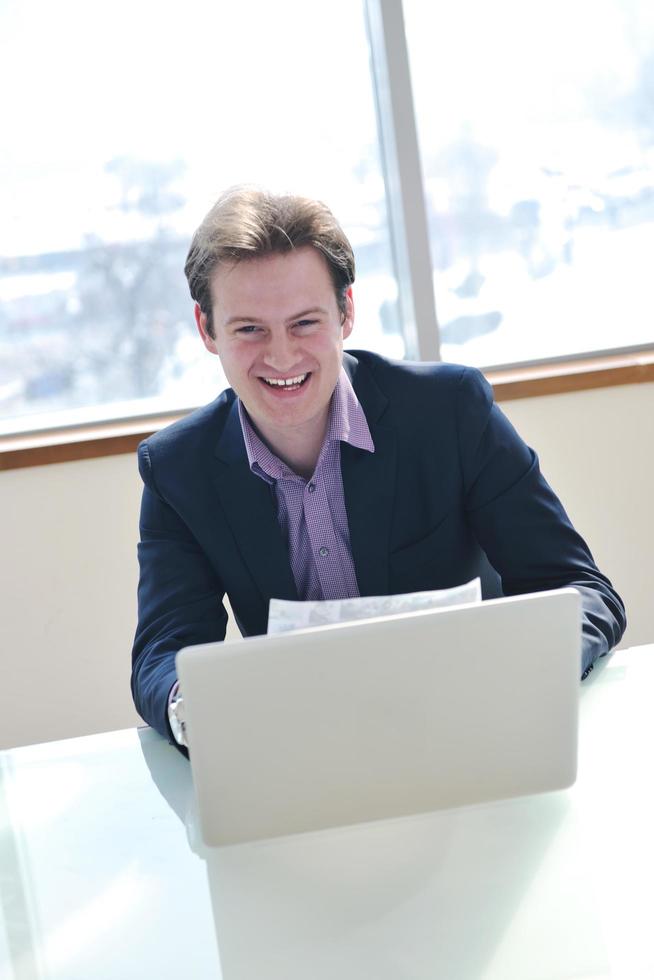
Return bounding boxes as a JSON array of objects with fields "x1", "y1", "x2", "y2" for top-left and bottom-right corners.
[
  {"x1": 1, "y1": 380, "x2": 652, "y2": 750},
  {"x1": 501, "y1": 381, "x2": 654, "y2": 649},
  {"x1": 1, "y1": 454, "x2": 143, "y2": 749}
]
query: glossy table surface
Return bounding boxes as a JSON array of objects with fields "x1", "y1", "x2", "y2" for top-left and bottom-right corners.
[{"x1": 1, "y1": 646, "x2": 653, "y2": 980}]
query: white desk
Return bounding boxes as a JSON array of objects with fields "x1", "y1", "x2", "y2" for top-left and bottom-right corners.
[{"x1": 1, "y1": 646, "x2": 653, "y2": 980}]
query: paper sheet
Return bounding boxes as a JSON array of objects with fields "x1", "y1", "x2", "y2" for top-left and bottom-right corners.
[{"x1": 267, "y1": 578, "x2": 482, "y2": 635}]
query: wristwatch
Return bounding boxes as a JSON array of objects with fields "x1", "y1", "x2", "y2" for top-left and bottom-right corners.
[{"x1": 168, "y1": 691, "x2": 188, "y2": 747}]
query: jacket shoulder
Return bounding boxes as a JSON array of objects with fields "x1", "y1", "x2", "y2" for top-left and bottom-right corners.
[
  {"x1": 345, "y1": 348, "x2": 491, "y2": 410},
  {"x1": 138, "y1": 388, "x2": 236, "y2": 469}
]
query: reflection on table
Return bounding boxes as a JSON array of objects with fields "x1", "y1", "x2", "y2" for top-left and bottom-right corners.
[{"x1": 1, "y1": 647, "x2": 653, "y2": 980}]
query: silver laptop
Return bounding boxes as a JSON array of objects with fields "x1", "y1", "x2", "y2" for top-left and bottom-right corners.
[{"x1": 176, "y1": 588, "x2": 580, "y2": 847}]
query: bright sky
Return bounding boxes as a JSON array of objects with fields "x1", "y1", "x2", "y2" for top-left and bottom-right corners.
[
  {"x1": 0, "y1": 0, "x2": 380, "y2": 255},
  {"x1": 1, "y1": 0, "x2": 653, "y2": 256},
  {"x1": 404, "y1": 0, "x2": 654, "y2": 200}
]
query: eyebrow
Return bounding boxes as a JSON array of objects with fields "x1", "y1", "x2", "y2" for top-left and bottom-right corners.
[
  {"x1": 225, "y1": 307, "x2": 329, "y2": 327},
  {"x1": 225, "y1": 315, "x2": 263, "y2": 326}
]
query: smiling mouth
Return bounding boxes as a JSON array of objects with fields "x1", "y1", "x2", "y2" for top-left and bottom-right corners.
[{"x1": 260, "y1": 372, "x2": 310, "y2": 390}]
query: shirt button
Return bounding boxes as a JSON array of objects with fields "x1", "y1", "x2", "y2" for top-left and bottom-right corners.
[
  {"x1": 319, "y1": 546, "x2": 330, "y2": 557},
  {"x1": 307, "y1": 482, "x2": 316, "y2": 493}
]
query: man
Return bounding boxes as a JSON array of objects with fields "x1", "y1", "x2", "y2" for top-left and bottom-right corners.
[{"x1": 131, "y1": 187, "x2": 626, "y2": 749}]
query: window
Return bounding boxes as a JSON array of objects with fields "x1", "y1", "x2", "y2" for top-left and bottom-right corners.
[
  {"x1": 2, "y1": 0, "x2": 653, "y2": 443},
  {"x1": 0, "y1": 0, "x2": 400, "y2": 436},
  {"x1": 404, "y1": 0, "x2": 654, "y2": 367}
]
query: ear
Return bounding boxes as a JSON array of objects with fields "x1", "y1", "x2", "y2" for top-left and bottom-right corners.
[
  {"x1": 195, "y1": 302, "x2": 219, "y2": 355},
  {"x1": 341, "y1": 287, "x2": 354, "y2": 341}
]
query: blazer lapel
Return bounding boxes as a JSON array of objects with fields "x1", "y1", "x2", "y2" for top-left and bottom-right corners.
[
  {"x1": 342, "y1": 354, "x2": 397, "y2": 597},
  {"x1": 212, "y1": 400, "x2": 298, "y2": 604}
]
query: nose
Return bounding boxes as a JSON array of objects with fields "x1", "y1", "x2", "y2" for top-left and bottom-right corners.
[{"x1": 262, "y1": 329, "x2": 301, "y2": 373}]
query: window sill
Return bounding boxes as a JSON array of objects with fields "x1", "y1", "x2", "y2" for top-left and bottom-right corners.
[
  {"x1": 2, "y1": 349, "x2": 653, "y2": 471},
  {"x1": 488, "y1": 348, "x2": 654, "y2": 401}
]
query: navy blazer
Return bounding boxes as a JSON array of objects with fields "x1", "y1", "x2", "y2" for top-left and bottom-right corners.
[{"x1": 131, "y1": 350, "x2": 626, "y2": 741}]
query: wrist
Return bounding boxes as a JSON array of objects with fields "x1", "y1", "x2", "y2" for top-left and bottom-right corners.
[{"x1": 168, "y1": 683, "x2": 187, "y2": 747}]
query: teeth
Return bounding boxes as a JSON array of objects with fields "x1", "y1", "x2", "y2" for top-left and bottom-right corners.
[{"x1": 263, "y1": 373, "x2": 308, "y2": 387}]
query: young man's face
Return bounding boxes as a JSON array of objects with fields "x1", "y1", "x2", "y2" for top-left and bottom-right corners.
[{"x1": 195, "y1": 247, "x2": 353, "y2": 458}]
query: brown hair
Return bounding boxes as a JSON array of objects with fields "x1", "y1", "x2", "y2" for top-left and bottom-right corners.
[{"x1": 184, "y1": 186, "x2": 356, "y2": 336}]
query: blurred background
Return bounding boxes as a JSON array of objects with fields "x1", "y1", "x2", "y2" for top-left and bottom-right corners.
[{"x1": 2, "y1": 0, "x2": 653, "y2": 435}]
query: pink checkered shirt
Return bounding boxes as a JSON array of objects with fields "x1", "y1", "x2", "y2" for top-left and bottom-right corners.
[{"x1": 238, "y1": 369, "x2": 375, "y2": 601}]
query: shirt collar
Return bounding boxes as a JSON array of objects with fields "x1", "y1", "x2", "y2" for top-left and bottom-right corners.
[
  {"x1": 327, "y1": 367, "x2": 375, "y2": 453},
  {"x1": 238, "y1": 368, "x2": 374, "y2": 482}
]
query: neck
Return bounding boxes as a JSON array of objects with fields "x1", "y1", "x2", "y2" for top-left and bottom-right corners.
[
  {"x1": 275, "y1": 443, "x2": 321, "y2": 480},
  {"x1": 254, "y1": 416, "x2": 329, "y2": 480}
]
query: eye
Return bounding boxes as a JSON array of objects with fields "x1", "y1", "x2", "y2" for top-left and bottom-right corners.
[
  {"x1": 295, "y1": 319, "x2": 318, "y2": 330},
  {"x1": 236, "y1": 325, "x2": 261, "y2": 335}
]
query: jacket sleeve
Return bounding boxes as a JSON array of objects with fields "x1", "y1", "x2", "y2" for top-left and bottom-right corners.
[
  {"x1": 456, "y1": 367, "x2": 626, "y2": 675},
  {"x1": 131, "y1": 441, "x2": 228, "y2": 744}
]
